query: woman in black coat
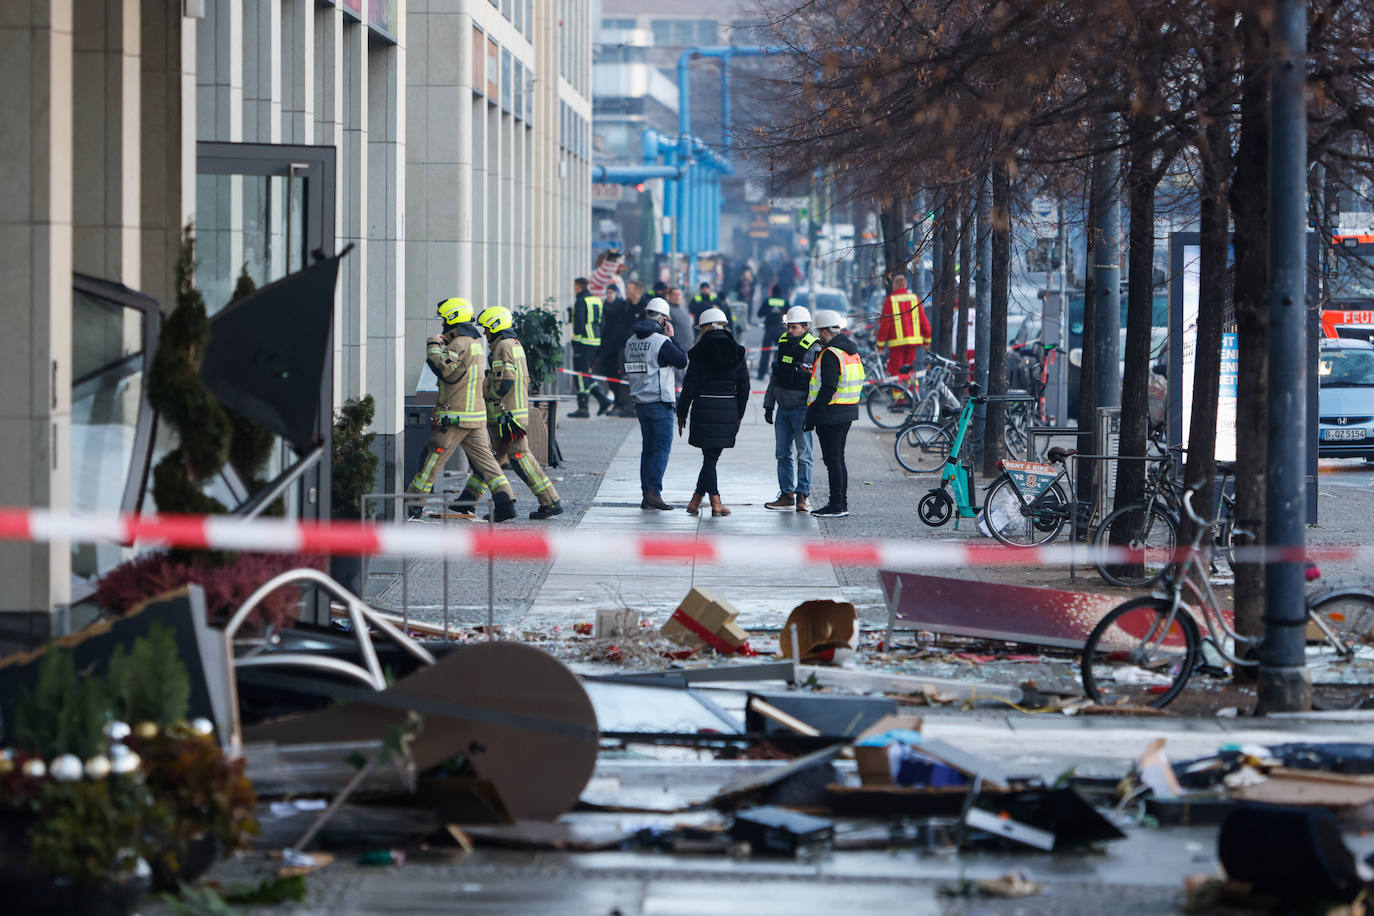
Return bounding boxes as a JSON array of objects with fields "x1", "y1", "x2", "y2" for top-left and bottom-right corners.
[{"x1": 676, "y1": 308, "x2": 750, "y2": 516}]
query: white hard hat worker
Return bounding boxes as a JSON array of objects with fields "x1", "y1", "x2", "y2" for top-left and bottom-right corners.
[
  {"x1": 644, "y1": 297, "x2": 670, "y2": 318},
  {"x1": 783, "y1": 305, "x2": 811, "y2": 325},
  {"x1": 812, "y1": 309, "x2": 845, "y2": 332},
  {"x1": 696, "y1": 307, "x2": 728, "y2": 328}
]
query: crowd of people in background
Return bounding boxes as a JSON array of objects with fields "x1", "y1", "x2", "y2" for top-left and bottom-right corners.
[{"x1": 561, "y1": 250, "x2": 862, "y2": 519}]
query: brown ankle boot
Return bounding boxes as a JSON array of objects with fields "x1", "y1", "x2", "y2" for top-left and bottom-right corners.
[
  {"x1": 641, "y1": 488, "x2": 674, "y2": 510},
  {"x1": 686, "y1": 492, "x2": 704, "y2": 516},
  {"x1": 709, "y1": 494, "x2": 731, "y2": 517},
  {"x1": 795, "y1": 495, "x2": 810, "y2": 513}
]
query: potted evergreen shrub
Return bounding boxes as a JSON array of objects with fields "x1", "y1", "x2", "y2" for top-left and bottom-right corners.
[{"x1": 330, "y1": 395, "x2": 379, "y2": 595}]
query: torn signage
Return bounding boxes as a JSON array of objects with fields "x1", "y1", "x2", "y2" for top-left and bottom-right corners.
[{"x1": 879, "y1": 570, "x2": 1122, "y2": 649}]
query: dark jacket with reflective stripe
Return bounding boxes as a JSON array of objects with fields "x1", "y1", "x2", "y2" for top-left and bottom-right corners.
[{"x1": 764, "y1": 331, "x2": 822, "y2": 412}]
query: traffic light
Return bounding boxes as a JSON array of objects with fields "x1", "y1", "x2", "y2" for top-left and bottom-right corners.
[{"x1": 808, "y1": 218, "x2": 820, "y2": 248}]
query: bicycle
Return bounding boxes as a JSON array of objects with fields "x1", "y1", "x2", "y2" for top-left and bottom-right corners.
[
  {"x1": 867, "y1": 352, "x2": 961, "y2": 429},
  {"x1": 916, "y1": 385, "x2": 1044, "y2": 531},
  {"x1": 1091, "y1": 440, "x2": 1237, "y2": 588},
  {"x1": 978, "y1": 445, "x2": 1079, "y2": 546},
  {"x1": 1080, "y1": 489, "x2": 1374, "y2": 709},
  {"x1": 895, "y1": 394, "x2": 1041, "y2": 474}
]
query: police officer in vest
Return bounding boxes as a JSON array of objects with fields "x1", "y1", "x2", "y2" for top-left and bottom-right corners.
[
  {"x1": 756, "y1": 284, "x2": 789, "y2": 380},
  {"x1": 763, "y1": 305, "x2": 822, "y2": 513},
  {"x1": 568, "y1": 277, "x2": 612, "y2": 418},
  {"x1": 803, "y1": 309, "x2": 866, "y2": 518},
  {"x1": 446, "y1": 306, "x2": 564, "y2": 520},
  {"x1": 625, "y1": 297, "x2": 689, "y2": 510},
  {"x1": 407, "y1": 298, "x2": 518, "y2": 522}
]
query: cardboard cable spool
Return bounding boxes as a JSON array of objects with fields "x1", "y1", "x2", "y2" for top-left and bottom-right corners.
[{"x1": 245, "y1": 641, "x2": 598, "y2": 821}]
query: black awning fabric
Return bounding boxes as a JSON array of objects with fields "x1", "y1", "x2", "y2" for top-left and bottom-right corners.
[{"x1": 201, "y1": 253, "x2": 342, "y2": 451}]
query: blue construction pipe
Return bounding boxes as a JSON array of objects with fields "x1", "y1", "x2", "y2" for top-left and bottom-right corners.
[{"x1": 591, "y1": 164, "x2": 683, "y2": 183}]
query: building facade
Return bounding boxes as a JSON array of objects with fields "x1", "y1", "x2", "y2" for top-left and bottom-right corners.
[{"x1": 0, "y1": 0, "x2": 591, "y2": 636}]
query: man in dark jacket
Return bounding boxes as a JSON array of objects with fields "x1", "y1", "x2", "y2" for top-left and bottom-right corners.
[
  {"x1": 804, "y1": 309, "x2": 865, "y2": 518},
  {"x1": 763, "y1": 305, "x2": 822, "y2": 513},
  {"x1": 625, "y1": 297, "x2": 689, "y2": 509},
  {"x1": 756, "y1": 284, "x2": 789, "y2": 380},
  {"x1": 676, "y1": 307, "x2": 750, "y2": 517},
  {"x1": 597, "y1": 280, "x2": 641, "y2": 416}
]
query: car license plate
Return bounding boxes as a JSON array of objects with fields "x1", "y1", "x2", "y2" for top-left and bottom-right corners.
[{"x1": 1322, "y1": 428, "x2": 1367, "y2": 441}]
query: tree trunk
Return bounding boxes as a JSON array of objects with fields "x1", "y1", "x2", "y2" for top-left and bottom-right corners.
[
  {"x1": 984, "y1": 162, "x2": 1011, "y2": 477},
  {"x1": 1230, "y1": 13, "x2": 1270, "y2": 647},
  {"x1": 1077, "y1": 149, "x2": 1102, "y2": 506},
  {"x1": 880, "y1": 201, "x2": 908, "y2": 282},
  {"x1": 974, "y1": 173, "x2": 992, "y2": 445},
  {"x1": 935, "y1": 195, "x2": 959, "y2": 357},
  {"x1": 1114, "y1": 123, "x2": 1159, "y2": 518},
  {"x1": 956, "y1": 190, "x2": 973, "y2": 373},
  {"x1": 1181, "y1": 17, "x2": 1234, "y2": 548}
]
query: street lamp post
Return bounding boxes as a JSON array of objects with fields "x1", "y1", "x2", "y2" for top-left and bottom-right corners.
[{"x1": 1258, "y1": 0, "x2": 1312, "y2": 713}]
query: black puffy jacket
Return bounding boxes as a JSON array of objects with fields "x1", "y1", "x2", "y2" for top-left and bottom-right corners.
[{"x1": 677, "y1": 329, "x2": 750, "y2": 449}]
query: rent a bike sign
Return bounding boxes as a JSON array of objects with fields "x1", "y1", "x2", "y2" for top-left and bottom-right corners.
[{"x1": 1001, "y1": 460, "x2": 1059, "y2": 500}]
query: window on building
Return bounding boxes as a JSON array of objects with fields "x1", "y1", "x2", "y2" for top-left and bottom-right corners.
[
  {"x1": 651, "y1": 18, "x2": 717, "y2": 47},
  {"x1": 602, "y1": 17, "x2": 636, "y2": 30},
  {"x1": 501, "y1": 48, "x2": 512, "y2": 112}
]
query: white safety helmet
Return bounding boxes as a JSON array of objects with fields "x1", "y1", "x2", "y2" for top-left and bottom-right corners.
[
  {"x1": 812, "y1": 308, "x2": 845, "y2": 331},
  {"x1": 696, "y1": 307, "x2": 728, "y2": 327},
  {"x1": 783, "y1": 305, "x2": 811, "y2": 324},
  {"x1": 644, "y1": 297, "x2": 670, "y2": 317}
]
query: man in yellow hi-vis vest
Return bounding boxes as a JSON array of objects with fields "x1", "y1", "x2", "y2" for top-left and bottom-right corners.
[
  {"x1": 568, "y1": 277, "x2": 612, "y2": 417},
  {"x1": 803, "y1": 309, "x2": 865, "y2": 518},
  {"x1": 406, "y1": 298, "x2": 518, "y2": 522}
]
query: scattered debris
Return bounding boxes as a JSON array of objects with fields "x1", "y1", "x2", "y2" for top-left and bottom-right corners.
[{"x1": 778, "y1": 600, "x2": 858, "y2": 662}]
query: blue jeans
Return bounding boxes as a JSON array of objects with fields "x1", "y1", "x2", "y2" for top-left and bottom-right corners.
[
  {"x1": 635, "y1": 401, "x2": 675, "y2": 493},
  {"x1": 774, "y1": 405, "x2": 813, "y2": 496}
]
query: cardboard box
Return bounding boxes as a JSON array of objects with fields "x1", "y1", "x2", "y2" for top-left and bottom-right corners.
[
  {"x1": 852, "y1": 714, "x2": 924, "y2": 786},
  {"x1": 660, "y1": 587, "x2": 750, "y2": 653}
]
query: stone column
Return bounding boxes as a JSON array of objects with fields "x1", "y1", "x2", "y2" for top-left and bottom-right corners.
[
  {"x1": 315, "y1": 3, "x2": 344, "y2": 406},
  {"x1": 340, "y1": 19, "x2": 367, "y2": 399},
  {"x1": 367, "y1": 36, "x2": 405, "y2": 495},
  {"x1": 141, "y1": 0, "x2": 196, "y2": 308},
  {"x1": 73, "y1": 0, "x2": 140, "y2": 286},
  {"x1": 0, "y1": 0, "x2": 74, "y2": 630}
]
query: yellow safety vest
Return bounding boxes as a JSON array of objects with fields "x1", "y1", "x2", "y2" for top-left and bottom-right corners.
[
  {"x1": 573, "y1": 295, "x2": 603, "y2": 345},
  {"x1": 808, "y1": 346, "x2": 865, "y2": 406},
  {"x1": 885, "y1": 292, "x2": 928, "y2": 346},
  {"x1": 433, "y1": 338, "x2": 487, "y2": 426},
  {"x1": 779, "y1": 332, "x2": 818, "y2": 365}
]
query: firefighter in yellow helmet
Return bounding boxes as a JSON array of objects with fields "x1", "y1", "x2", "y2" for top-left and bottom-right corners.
[
  {"x1": 406, "y1": 298, "x2": 518, "y2": 521},
  {"x1": 446, "y1": 306, "x2": 564, "y2": 520}
]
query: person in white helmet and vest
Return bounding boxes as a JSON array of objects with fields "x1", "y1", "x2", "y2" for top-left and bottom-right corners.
[
  {"x1": 763, "y1": 305, "x2": 822, "y2": 513},
  {"x1": 625, "y1": 297, "x2": 689, "y2": 509},
  {"x1": 803, "y1": 309, "x2": 865, "y2": 518},
  {"x1": 445, "y1": 305, "x2": 565, "y2": 520},
  {"x1": 407, "y1": 298, "x2": 518, "y2": 522}
]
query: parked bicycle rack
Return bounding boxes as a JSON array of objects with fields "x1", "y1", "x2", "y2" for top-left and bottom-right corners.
[{"x1": 1064, "y1": 452, "x2": 1166, "y2": 582}]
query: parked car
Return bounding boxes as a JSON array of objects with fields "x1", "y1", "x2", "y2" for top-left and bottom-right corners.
[
  {"x1": 1317, "y1": 338, "x2": 1374, "y2": 460},
  {"x1": 791, "y1": 286, "x2": 853, "y2": 324}
]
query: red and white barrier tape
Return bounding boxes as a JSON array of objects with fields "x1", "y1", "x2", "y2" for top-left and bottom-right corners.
[{"x1": 0, "y1": 506, "x2": 1365, "y2": 569}]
